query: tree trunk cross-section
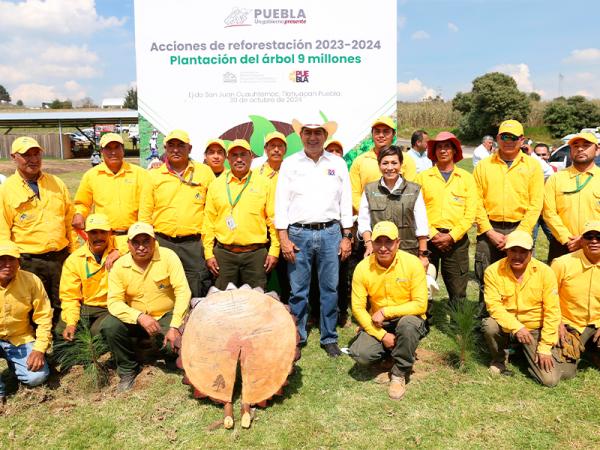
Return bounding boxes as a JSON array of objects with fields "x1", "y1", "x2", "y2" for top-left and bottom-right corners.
[{"x1": 181, "y1": 288, "x2": 297, "y2": 404}]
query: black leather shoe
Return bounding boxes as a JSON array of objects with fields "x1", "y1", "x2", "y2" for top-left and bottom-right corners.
[{"x1": 321, "y1": 343, "x2": 342, "y2": 357}]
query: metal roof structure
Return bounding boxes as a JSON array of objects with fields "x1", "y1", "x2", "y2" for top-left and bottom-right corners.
[{"x1": 0, "y1": 109, "x2": 138, "y2": 128}]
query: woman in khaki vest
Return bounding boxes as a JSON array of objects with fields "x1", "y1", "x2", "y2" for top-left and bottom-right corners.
[{"x1": 357, "y1": 145, "x2": 430, "y2": 268}]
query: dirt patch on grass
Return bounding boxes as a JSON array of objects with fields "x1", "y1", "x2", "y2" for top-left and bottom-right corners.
[
  {"x1": 0, "y1": 157, "x2": 140, "y2": 175},
  {"x1": 411, "y1": 348, "x2": 451, "y2": 381}
]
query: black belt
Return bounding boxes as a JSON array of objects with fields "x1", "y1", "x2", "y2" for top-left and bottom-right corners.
[
  {"x1": 20, "y1": 247, "x2": 69, "y2": 261},
  {"x1": 290, "y1": 220, "x2": 338, "y2": 230},
  {"x1": 436, "y1": 228, "x2": 451, "y2": 234},
  {"x1": 156, "y1": 232, "x2": 201, "y2": 243},
  {"x1": 490, "y1": 220, "x2": 520, "y2": 228}
]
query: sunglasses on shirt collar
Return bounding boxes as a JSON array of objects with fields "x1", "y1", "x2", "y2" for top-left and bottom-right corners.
[{"x1": 499, "y1": 134, "x2": 521, "y2": 142}]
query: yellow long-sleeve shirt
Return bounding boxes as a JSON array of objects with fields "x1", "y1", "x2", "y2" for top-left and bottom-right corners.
[
  {"x1": 107, "y1": 245, "x2": 190, "y2": 328},
  {"x1": 484, "y1": 257, "x2": 560, "y2": 355},
  {"x1": 543, "y1": 165, "x2": 600, "y2": 244},
  {"x1": 0, "y1": 171, "x2": 76, "y2": 254},
  {"x1": 349, "y1": 149, "x2": 417, "y2": 212},
  {"x1": 415, "y1": 166, "x2": 477, "y2": 242},
  {"x1": 254, "y1": 162, "x2": 279, "y2": 185},
  {"x1": 351, "y1": 251, "x2": 428, "y2": 341},
  {"x1": 138, "y1": 161, "x2": 215, "y2": 237},
  {"x1": 0, "y1": 269, "x2": 53, "y2": 353},
  {"x1": 202, "y1": 171, "x2": 279, "y2": 259},
  {"x1": 59, "y1": 237, "x2": 121, "y2": 327},
  {"x1": 473, "y1": 152, "x2": 544, "y2": 235},
  {"x1": 74, "y1": 162, "x2": 149, "y2": 231},
  {"x1": 551, "y1": 249, "x2": 600, "y2": 333}
]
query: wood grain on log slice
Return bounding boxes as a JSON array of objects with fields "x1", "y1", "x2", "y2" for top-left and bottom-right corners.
[{"x1": 181, "y1": 288, "x2": 297, "y2": 404}]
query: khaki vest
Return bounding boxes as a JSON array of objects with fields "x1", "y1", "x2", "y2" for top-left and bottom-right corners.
[{"x1": 365, "y1": 179, "x2": 421, "y2": 255}]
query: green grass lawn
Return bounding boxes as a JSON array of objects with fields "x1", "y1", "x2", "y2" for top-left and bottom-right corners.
[{"x1": 1, "y1": 158, "x2": 599, "y2": 449}]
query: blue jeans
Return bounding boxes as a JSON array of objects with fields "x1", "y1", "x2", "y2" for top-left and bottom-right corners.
[
  {"x1": 287, "y1": 224, "x2": 341, "y2": 345},
  {"x1": 0, "y1": 340, "x2": 49, "y2": 396}
]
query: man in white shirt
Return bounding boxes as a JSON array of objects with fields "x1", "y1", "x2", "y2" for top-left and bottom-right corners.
[
  {"x1": 472, "y1": 135, "x2": 494, "y2": 167},
  {"x1": 275, "y1": 119, "x2": 353, "y2": 357},
  {"x1": 406, "y1": 130, "x2": 431, "y2": 174}
]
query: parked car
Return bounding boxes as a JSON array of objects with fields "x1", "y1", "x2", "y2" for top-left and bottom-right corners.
[{"x1": 68, "y1": 132, "x2": 88, "y2": 144}]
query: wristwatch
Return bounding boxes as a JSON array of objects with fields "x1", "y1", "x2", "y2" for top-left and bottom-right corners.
[
  {"x1": 342, "y1": 231, "x2": 353, "y2": 240},
  {"x1": 418, "y1": 250, "x2": 431, "y2": 257}
]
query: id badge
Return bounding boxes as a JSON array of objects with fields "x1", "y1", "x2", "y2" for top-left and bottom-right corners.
[{"x1": 226, "y1": 215, "x2": 236, "y2": 230}]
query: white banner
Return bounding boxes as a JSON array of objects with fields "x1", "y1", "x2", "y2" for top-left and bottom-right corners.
[{"x1": 134, "y1": 0, "x2": 397, "y2": 161}]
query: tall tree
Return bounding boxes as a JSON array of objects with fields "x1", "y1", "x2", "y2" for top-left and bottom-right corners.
[
  {"x1": 543, "y1": 96, "x2": 600, "y2": 138},
  {"x1": 0, "y1": 85, "x2": 11, "y2": 102},
  {"x1": 452, "y1": 72, "x2": 530, "y2": 139},
  {"x1": 123, "y1": 88, "x2": 137, "y2": 109}
]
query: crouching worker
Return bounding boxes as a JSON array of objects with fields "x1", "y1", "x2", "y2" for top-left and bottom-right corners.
[
  {"x1": 348, "y1": 221, "x2": 428, "y2": 400},
  {"x1": 55, "y1": 214, "x2": 121, "y2": 345},
  {"x1": 0, "y1": 241, "x2": 52, "y2": 404},
  {"x1": 101, "y1": 222, "x2": 191, "y2": 392},
  {"x1": 482, "y1": 230, "x2": 564, "y2": 386}
]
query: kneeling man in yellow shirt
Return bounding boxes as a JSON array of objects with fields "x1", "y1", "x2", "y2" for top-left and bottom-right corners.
[
  {"x1": 0, "y1": 240, "x2": 52, "y2": 405},
  {"x1": 348, "y1": 221, "x2": 428, "y2": 400},
  {"x1": 102, "y1": 222, "x2": 191, "y2": 392},
  {"x1": 483, "y1": 230, "x2": 564, "y2": 386},
  {"x1": 552, "y1": 221, "x2": 600, "y2": 378}
]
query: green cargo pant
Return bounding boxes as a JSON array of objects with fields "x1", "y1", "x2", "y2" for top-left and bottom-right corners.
[
  {"x1": 213, "y1": 246, "x2": 267, "y2": 290},
  {"x1": 100, "y1": 311, "x2": 175, "y2": 376},
  {"x1": 54, "y1": 304, "x2": 110, "y2": 344},
  {"x1": 560, "y1": 325, "x2": 600, "y2": 379},
  {"x1": 482, "y1": 317, "x2": 565, "y2": 387},
  {"x1": 348, "y1": 315, "x2": 428, "y2": 377},
  {"x1": 20, "y1": 247, "x2": 69, "y2": 325},
  {"x1": 156, "y1": 236, "x2": 211, "y2": 298},
  {"x1": 428, "y1": 234, "x2": 469, "y2": 307}
]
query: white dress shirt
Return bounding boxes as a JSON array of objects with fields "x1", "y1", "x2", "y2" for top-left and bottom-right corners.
[
  {"x1": 275, "y1": 150, "x2": 353, "y2": 229},
  {"x1": 357, "y1": 177, "x2": 429, "y2": 237},
  {"x1": 472, "y1": 144, "x2": 491, "y2": 167},
  {"x1": 406, "y1": 148, "x2": 433, "y2": 173}
]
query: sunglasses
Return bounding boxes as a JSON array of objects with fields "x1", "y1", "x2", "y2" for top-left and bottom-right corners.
[
  {"x1": 500, "y1": 134, "x2": 521, "y2": 142},
  {"x1": 582, "y1": 233, "x2": 600, "y2": 241}
]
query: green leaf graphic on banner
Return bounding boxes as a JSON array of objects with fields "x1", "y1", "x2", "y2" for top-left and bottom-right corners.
[
  {"x1": 319, "y1": 111, "x2": 329, "y2": 122},
  {"x1": 285, "y1": 132, "x2": 303, "y2": 156},
  {"x1": 249, "y1": 115, "x2": 276, "y2": 156}
]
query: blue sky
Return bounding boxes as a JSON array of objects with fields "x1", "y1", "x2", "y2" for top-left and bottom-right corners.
[{"x1": 0, "y1": 0, "x2": 598, "y2": 105}]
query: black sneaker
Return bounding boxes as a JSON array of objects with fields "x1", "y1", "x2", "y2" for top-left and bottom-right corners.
[
  {"x1": 321, "y1": 343, "x2": 342, "y2": 358},
  {"x1": 117, "y1": 371, "x2": 138, "y2": 392}
]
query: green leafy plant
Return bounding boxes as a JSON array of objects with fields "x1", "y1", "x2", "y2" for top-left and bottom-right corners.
[
  {"x1": 445, "y1": 299, "x2": 480, "y2": 370},
  {"x1": 53, "y1": 323, "x2": 110, "y2": 391}
]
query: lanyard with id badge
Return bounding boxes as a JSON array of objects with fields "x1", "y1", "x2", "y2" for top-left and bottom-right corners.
[{"x1": 225, "y1": 172, "x2": 252, "y2": 230}]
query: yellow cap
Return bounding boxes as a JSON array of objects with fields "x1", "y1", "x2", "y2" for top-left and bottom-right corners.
[
  {"x1": 85, "y1": 214, "x2": 111, "y2": 232},
  {"x1": 582, "y1": 221, "x2": 600, "y2": 235},
  {"x1": 371, "y1": 116, "x2": 396, "y2": 131},
  {"x1": 0, "y1": 240, "x2": 20, "y2": 258},
  {"x1": 568, "y1": 132, "x2": 598, "y2": 146},
  {"x1": 127, "y1": 222, "x2": 155, "y2": 240},
  {"x1": 11, "y1": 136, "x2": 44, "y2": 155},
  {"x1": 227, "y1": 139, "x2": 252, "y2": 153},
  {"x1": 264, "y1": 131, "x2": 287, "y2": 146},
  {"x1": 498, "y1": 120, "x2": 524, "y2": 137},
  {"x1": 164, "y1": 129, "x2": 190, "y2": 144},
  {"x1": 325, "y1": 139, "x2": 344, "y2": 150},
  {"x1": 99, "y1": 133, "x2": 124, "y2": 148},
  {"x1": 504, "y1": 230, "x2": 533, "y2": 250},
  {"x1": 205, "y1": 138, "x2": 226, "y2": 151},
  {"x1": 371, "y1": 221, "x2": 399, "y2": 241}
]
